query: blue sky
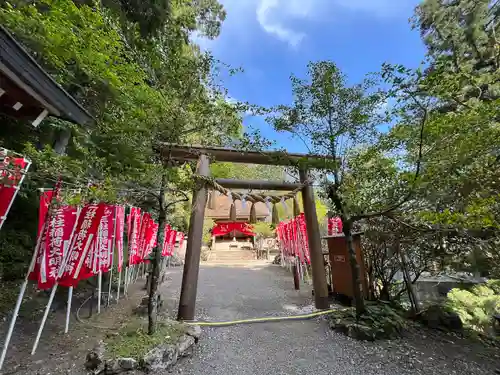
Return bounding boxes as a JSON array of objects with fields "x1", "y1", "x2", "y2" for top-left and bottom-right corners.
[{"x1": 196, "y1": 0, "x2": 426, "y2": 153}]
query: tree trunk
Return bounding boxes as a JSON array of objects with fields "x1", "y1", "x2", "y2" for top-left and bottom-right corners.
[
  {"x1": 397, "y1": 241, "x2": 420, "y2": 314},
  {"x1": 148, "y1": 171, "x2": 167, "y2": 335},
  {"x1": 343, "y1": 220, "x2": 366, "y2": 316}
]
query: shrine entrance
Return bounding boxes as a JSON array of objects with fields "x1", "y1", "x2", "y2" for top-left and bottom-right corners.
[{"x1": 157, "y1": 144, "x2": 334, "y2": 321}]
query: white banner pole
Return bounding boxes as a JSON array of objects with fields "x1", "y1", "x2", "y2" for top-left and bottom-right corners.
[
  {"x1": 107, "y1": 208, "x2": 117, "y2": 306},
  {"x1": 63, "y1": 207, "x2": 80, "y2": 334},
  {"x1": 0, "y1": 217, "x2": 45, "y2": 369},
  {"x1": 64, "y1": 287, "x2": 73, "y2": 334},
  {"x1": 31, "y1": 284, "x2": 58, "y2": 355},
  {"x1": 124, "y1": 267, "x2": 129, "y2": 296},
  {"x1": 96, "y1": 219, "x2": 103, "y2": 314},
  {"x1": 97, "y1": 271, "x2": 102, "y2": 314},
  {"x1": 33, "y1": 205, "x2": 82, "y2": 353},
  {"x1": 116, "y1": 269, "x2": 122, "y2": 302}
]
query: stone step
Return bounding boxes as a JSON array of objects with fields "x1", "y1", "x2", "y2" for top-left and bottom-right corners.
[{"x1": 209, "y1": 250, "x2": 255, "y2": 261}]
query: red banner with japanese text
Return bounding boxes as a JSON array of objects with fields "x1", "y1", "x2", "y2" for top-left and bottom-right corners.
[
  {"x1": 58, "y1": 203, "x2": 106, "y2": 287},
  {"x1": 96, "y1": 205, "x2": 115, "y2": 273},
  {"x1": 29, "y1": 205, "x2": 78, "y2": 289},
  {"x1": 127, "y1": 207, "x2": 141, "y2": 265},
  {"x1": 115, "y1": 206, "x2": 125, "y2": 272},
  {"x1": 29, "y1": 180, "x2": 62, "y2": 289}
]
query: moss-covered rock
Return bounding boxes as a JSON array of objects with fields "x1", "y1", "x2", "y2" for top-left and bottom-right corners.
[
  {"x1": 87, "y1": 318, "x2": 201, "y2": 374},
  {"x1": 417, "y1": 304, "x2": 463, "y2": 332}
]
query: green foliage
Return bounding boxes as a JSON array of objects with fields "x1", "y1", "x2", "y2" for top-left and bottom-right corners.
[
  {"x1": 329, "y1": 303, "x2": 407, "y2": 341},
  {"x1": 202, "y1": 219, "x2": 215, "y2": 245},
  {"x1": 210, "y1": 162, "x2": 285, "y2": 181},
  {"x1": 0, "y1": 0, "x2": 244, "y2": 281},
  {"x1": 252, "y1": 222, "x2": 274, "y2": 238},
  {"x1": 446, "y1": 282, "x2": 500, "y2": 335}
]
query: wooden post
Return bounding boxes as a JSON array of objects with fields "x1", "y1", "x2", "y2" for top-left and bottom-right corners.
[
  {"x1": 293, "y1": 257, "x2": 300, "y2": 290},
  {"x1": 177, "y1": 154, "x2": 210, "y2": 321},
  {"x1": 299, "y1": 169, "x2": 329, "y2": 309}
]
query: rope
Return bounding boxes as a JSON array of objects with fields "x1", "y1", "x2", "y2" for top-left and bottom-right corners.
[
  {"x1": 194, "y1": 174, "x2": 312, "y2": 204},
  {"x1": 182, "y1": 308, "x2": 342, "y2": 327},
  {"x1": 75, "y1": 292, "x2": 120, "y2": 330},
  {"x1": 75, "y1": 291, "x2": 339, "y2": 330}
]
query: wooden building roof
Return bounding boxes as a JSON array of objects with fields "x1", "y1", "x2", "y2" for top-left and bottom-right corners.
[
  {"x1": 0, "y1": 25, "x2": 93, "y2": 127},
  {"x1": 205, "y1": 192, "x2": 269, "y2": 220}
]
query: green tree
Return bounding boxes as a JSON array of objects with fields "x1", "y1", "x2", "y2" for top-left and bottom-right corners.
[{"x1": 268, "y1": 61, "x2": 390, "y2": 315}]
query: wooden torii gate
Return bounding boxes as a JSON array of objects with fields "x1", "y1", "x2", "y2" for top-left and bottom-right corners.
[{"x1": 158, "y1": 144, "x2": 333, "y2": 321}]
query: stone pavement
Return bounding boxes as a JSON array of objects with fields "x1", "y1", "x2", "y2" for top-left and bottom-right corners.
[{"x1": 160, "y1": 263, "x2": 498, "y2": 375}]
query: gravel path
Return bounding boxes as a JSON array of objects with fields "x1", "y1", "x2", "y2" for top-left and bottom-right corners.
[{"x1": 160, "y1": 263, "x2": 499, "y2": 375}]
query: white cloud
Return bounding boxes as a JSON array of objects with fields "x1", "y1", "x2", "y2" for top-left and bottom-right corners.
[
  {"x1": 255, "y1": 0, "x2": 317, "y2": 47},
  {"x1": 194, "y1": 0, "x2": 418, "y2": 49}
]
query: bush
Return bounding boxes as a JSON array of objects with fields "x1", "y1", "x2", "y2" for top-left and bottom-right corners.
[
  {"x1": 329, "y1": 303, "x2": 407, "y2": 341},
  {"x1": 445, "y1": 281, "x2": 500, "y2": 335}
]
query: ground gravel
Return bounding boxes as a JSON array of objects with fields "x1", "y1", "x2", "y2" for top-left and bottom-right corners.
[{"x1": 159, "y1": 263, "x2": 499, "y2": 375}]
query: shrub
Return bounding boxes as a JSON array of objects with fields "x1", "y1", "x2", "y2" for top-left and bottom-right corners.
[{"x1": 445, "y1": 281, "x2": 500, "y2": 335}]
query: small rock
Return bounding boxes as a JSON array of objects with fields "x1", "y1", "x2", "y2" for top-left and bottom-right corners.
[
  {"x1": 141, "y1": 344, "x2": 178, "y2": 372},
  {"x1": 118, "y1": 357, "x2": 138, "y2": 370},
  {"x1": 177, "y1": 335, "x2": 195, "y2": 357},
  {"x1": 185, "y1": 325, "x2": 202, "y2": 342},
  {"x1": 85, "y1": 341, "x2": 105, "y2": 371}
]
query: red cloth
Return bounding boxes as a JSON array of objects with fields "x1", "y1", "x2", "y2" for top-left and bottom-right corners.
[
  {"x1": 0, "y1": 157, "x2": 29, "y2": 228},
  {"x1": 212, "y1": 222, "x2": 255, "y2": 237},
  {"x1": 328, "y1": 217, "x2": 343, "y2": 234},
  {"x1": 115, "y1": 206, "x2": 125, "y2": 272}
]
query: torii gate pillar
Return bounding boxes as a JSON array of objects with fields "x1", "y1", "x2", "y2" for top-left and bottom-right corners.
[
  {"x1": 177, "y1": 154, "x2": 210, "y2": 321},
  {"x1": 300, "y1": 168, "x2": 330, "y2": 309}
]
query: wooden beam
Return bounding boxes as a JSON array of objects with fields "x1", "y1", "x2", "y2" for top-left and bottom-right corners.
[
  {"x1": 157, "y1": 143, "x2": 337, "y2": 168},
  {"x1": 215, "y1": 179, "x2": 302, "y2": 191},
  {"x1": 177, "y1": 154, "x2": 210, "y2": 321},
  {"x1": 299, "y1": 168, "x2": 329, "y2": 309}
]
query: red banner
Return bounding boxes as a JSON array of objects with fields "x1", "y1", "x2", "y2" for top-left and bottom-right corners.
[
  {"x1": 29, "y1": 205, "x2": 78, "y2": 289},
  {"x1": 143, "y1": 222, "x2": 158, "y2": 261},
  {"x1": 328, "y1": 216, "x2": 343, "y2": 235},
  {"x1": 115, "y1": 206, "x2": 125, "y2": 272},
  {"x1": 162, "y1": 224, "x2": 171, "y2": 256},
  {"x1": 128, "y1": 207, "x2": 141, "y2": 265},
  {"x1": 0, "y1": 155, "x2": 30, "y2": 229},
  {"x1": 137, "y1": 213, "x2": 152, "y2": 263},
  {"x1": 38, "y1": 190, "x2": 53, "y2": 237},
  {"x1": 212, "y1": 222, "x2": 255, "y2": 237},
  {"x1": 58, "y1": 203, "x2": 106, "y2": 287},
  {"x1": 167, "y1": 229, "x2": 177, "y2": 256},
  {"x1": 29, "y1": 180, "x2": 63, "y2": 289},
  {"x1": 298, "y1": 214, "x2": 310, "y2": 264},
  {"x1": 276, "y1": 214, "x2": 311, "y2": 264},
  {"x1": 97, "y1": 205, "x2": 115, "y2": 273}
]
